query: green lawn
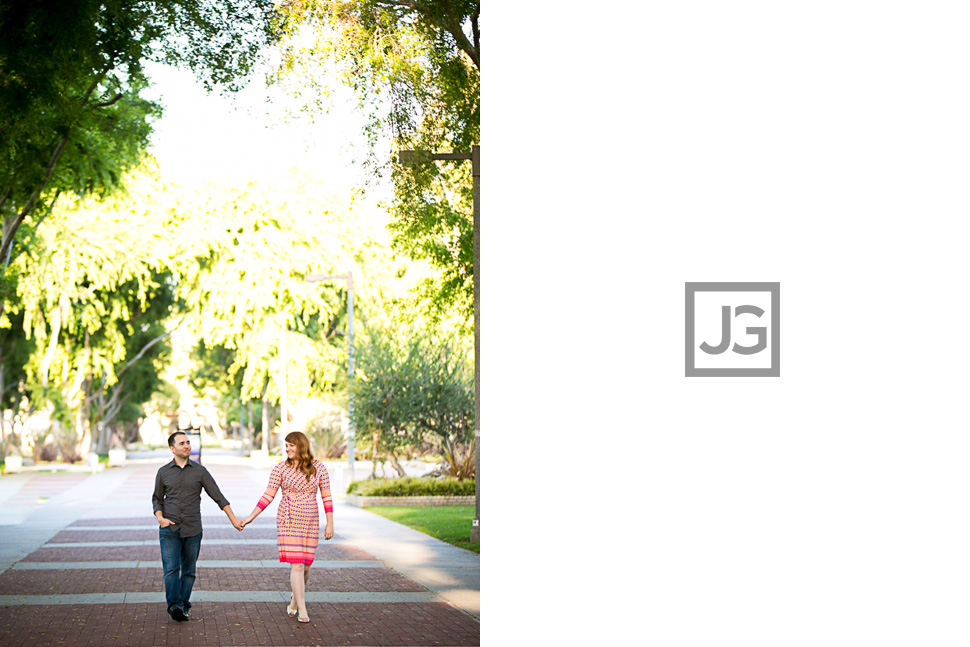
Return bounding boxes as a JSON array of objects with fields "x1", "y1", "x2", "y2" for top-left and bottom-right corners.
[{"x1": 364, "y1": 505, "x2": 479, "y2": 554}]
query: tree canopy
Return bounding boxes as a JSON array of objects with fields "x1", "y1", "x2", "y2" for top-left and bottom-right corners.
[
  {"x1": 272, "y1": 0, "x2": 480, "y2": 325},
  {"x1": 9, "y1": 173, "x2": 178, "y2": 455},
  {"x1": 352, "y1": 319, "x2": 474, "y2": 478},
  {"x1": 0, "y1": 0, "x2": 477, "y2": 467},
  {"x1": 0, "y1": 0, "x2": 278, "y2": 308},
  {"x1": 1, "y1": 164, "x2": 431, "y2": 459}
]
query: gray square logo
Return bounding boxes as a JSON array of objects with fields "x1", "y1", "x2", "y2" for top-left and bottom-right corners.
[{"x1": 685, "y1": 282, "x2": 780, "y2": 377}]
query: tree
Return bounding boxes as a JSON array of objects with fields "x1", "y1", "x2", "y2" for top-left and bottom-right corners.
[
  {"x1": 273, "y1": 0, "x2": 480, "y2": 324},
  {"x1": 189, "y1": 341, "x2": 245, "y2": 421},
  {"x1": 10, "y1": 172, "x2": 179, "y2": 457},
  {"x1": 352, "y1": 324, "x2": 420, "y2": 476},
  {"x1": 0, "y1": 0, "x2": 278, "y2": 308},
  {"x1": 82, "y1": 271, "x2": 176, "y2": 454},
  {"x1": 1, "y1": 159, "x2": 431, "y2": 459},
  {"x1": 171, "y1": 177, "x2": 348, "y2": 407},
  {"x1": 161, "y1": 172, "x2": 412, "y2": 451},
  {"x1": 409, "y1": 329, "x2": 474, "y2": 478},
  {"x1": 352, "y1": 320, "x2": 474, "y2": 478}
]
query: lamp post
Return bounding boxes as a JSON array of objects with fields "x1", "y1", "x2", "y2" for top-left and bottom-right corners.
[
  {"x1": 306, "y1": 271, "x2": 356, "y2": 485},
  {"x1": 396, "y1": 145, "x2": 480, "y2": 543}
]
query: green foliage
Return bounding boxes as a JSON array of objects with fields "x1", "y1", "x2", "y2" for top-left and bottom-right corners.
[
  {"x1": 388, "y1": 159, "x2": 473, "y2": 329},
  {"x1": 0, "y1": 158, "x2": 430, "y2": 458},
  {"x1": 108, "y1": 273, "x2": 175, "y2": 426},
  {"x1": 164, "y1": 174, "x2": 368, "y2": 404},
  {"x1": 273, "y1": 0, "x2": 479, "y2": 324},
  {"x1": 10, "y1": 175, "x2": 178, "y2": 453},
  {"x1": 189, "y1": 340, "x2": 244, "y2": 413},
  {"x1": 0, "y1": 309, "x2": 35, "y2": 413},
  {"x1": 0, "y1": 0, "x2": 278, "y2": 296},
  {"x1": 352, "y1": 320, "x2": 474, "y2": 476},
  {"x1": 276, "y1": 0, "x2": 479, "y2": 144},
  {"x1": 347, "y1": 476, "x2": 474, "y2": 496},
  {"x1": 156, "y1": 169, "x2": 426, "y2": 458}
]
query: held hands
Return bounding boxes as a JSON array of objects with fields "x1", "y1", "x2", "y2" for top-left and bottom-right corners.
[
  {"x1": 224, "y1": 505, "x2": 248, "y2": 532},
  {"x1": 237, "y1": 514, "x2": 256, "y2": 531}
]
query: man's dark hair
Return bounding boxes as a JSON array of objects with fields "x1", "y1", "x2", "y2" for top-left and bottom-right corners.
[{"x1": 168, "y1": 431, "x2": 188, "y2": 447}]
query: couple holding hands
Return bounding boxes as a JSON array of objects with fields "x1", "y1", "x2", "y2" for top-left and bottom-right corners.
[{"x1": 152, "y1": 430, "x2": 334, "y2": 624}]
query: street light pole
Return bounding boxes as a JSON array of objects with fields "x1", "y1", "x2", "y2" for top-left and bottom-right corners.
[
  {"x1": 470, "y1": 145, "x2": 480, "y2": 543},
  {"x1": 396, "y1": 145, "x2": 480, "y2": 542},
  {"x1": 306, "y1": 272, "x2": 356, "y2": 484}
]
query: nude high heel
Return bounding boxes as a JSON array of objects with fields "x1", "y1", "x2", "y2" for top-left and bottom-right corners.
[{"x1": 286, "y1": 594, "x2": 298, "y2": 618}]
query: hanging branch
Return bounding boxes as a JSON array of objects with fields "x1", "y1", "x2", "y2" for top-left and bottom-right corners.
[
  {"x1": 116, "y1": 316, "x2": 185, "y2": 379},
  {"x1": 84, "y1": 315, "x2": 185, "y2": 436}
]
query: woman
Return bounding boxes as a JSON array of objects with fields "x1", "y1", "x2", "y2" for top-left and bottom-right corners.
[{"x1": 240, "y1": 431, "x2": 334, "y2": 623}]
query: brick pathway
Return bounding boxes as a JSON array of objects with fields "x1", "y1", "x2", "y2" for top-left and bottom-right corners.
[
  {"x1": 0, "y1": 461, "x2": 480, "y2": 646},
  {"x1": 0, "y1": 601, "x2": 479, "y2": 647}
]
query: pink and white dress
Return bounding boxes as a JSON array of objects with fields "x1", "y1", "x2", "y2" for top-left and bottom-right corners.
[{"x1": 256, "y1": 459, "x2": 333, "y2": 565}]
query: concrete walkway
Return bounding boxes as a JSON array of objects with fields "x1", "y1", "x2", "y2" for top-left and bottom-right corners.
[{"x1": 0, "y1": 451, "x2": 479, "y2": 646}]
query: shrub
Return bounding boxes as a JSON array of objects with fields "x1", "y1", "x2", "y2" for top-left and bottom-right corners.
[
  {"x1": 62, "y1": 449, "x2": 83, "y2": 464},
  {"x1": 39, "y1": 444, "x2": 59, "y2": 462},
  {"x1": 346, "y1": 476, "x2": 475, "y2": 497},
  {"x1": 306, "y1": 425, "x2": 346, "y2": 460},
  {"x1": 435, "y1": 438, "x2": 476, "y2": 479}
]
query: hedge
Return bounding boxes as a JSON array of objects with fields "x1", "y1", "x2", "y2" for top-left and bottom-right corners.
[{"x1": 346, "y1": 476, "x2": 475, "y2": 497}]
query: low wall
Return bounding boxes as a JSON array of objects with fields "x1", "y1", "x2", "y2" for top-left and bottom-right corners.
[{"x1": 346, "y1": 493, "x2": 476, "y2": 508}]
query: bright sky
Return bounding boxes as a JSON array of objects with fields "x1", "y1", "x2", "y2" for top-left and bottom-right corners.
[{"x1": 142, "y1": 61, "x2": 393, "y2": 203}]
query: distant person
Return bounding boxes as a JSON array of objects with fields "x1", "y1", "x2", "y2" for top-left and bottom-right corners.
[
  {"x1": 152, "y1": 430, "x2": 243, "y2": 622},
  {"x1": 240, "y1": 431, "x2": 334, "y2": 623}
]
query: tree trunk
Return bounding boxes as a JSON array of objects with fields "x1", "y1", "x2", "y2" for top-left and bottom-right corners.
[
  {"x1": 246, "y1": 400, "x2": 254, "y2": 450},
  {"x1": 39, "y1": 304, "x2": 62, "y2": 387},
  {"x1": 96, "y1": 423, "x2": 109, "y2": 454},
  {"x1": 77, "y1": 376, "x2": 92, "y2": 455},
  {"x1": 207, "y1": 411, "x2": 225, "y2": 441},
  {"x1": 0, "y1": 137, "x2": 70, "y2": 277},
  {"x1": 387, "y1": 450, "x2": 407, "y2": 477},
  {"x1": 261, "y1": 395, "x2": 271, "y2": 452},
  {"x1": 124, "y1": 420, "x2": 139, "y2": 445},
  {"x1": 370, "y1": 431, "x2": 380, "y2": 478},
  {"x1": 77, "y1": 408, "x2": 91, "y2": 456}
]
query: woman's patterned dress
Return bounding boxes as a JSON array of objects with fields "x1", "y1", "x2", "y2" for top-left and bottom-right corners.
[{"x1": 256, "y1": 459, "x2": 333, "y2": 565}]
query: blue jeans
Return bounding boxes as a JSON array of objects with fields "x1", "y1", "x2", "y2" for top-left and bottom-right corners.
[{"x1": 159, "y1": 526, "x2": 202, "y2": 614}]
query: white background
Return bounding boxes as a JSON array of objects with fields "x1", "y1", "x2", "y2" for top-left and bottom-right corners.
[{"x1": 488, "y1": 2, "x2": 970, "y2": 645}]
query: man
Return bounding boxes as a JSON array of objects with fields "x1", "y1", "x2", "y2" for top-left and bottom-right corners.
[{"x1": 152, "y1": 430, "x2": 242, "y2": 622}]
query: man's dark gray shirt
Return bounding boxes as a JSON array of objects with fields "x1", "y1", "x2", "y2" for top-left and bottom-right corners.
[{"x1": 152, "y1": 460, "x2": 230, "y2": 537}]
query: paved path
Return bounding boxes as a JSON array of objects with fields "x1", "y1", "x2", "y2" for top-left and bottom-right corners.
[{"x1": 0, "y1": 452, "x2": 479, "y2": 646}]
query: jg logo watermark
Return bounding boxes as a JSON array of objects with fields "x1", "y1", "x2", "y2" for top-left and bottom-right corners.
[{"x1": 685, "y1": 282, "x2": 780, "y2": 377}]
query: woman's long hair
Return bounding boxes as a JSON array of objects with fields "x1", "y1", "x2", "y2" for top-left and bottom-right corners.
[{"x1": 285, "y1": 431, "x2": 316, "y2": 481}]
